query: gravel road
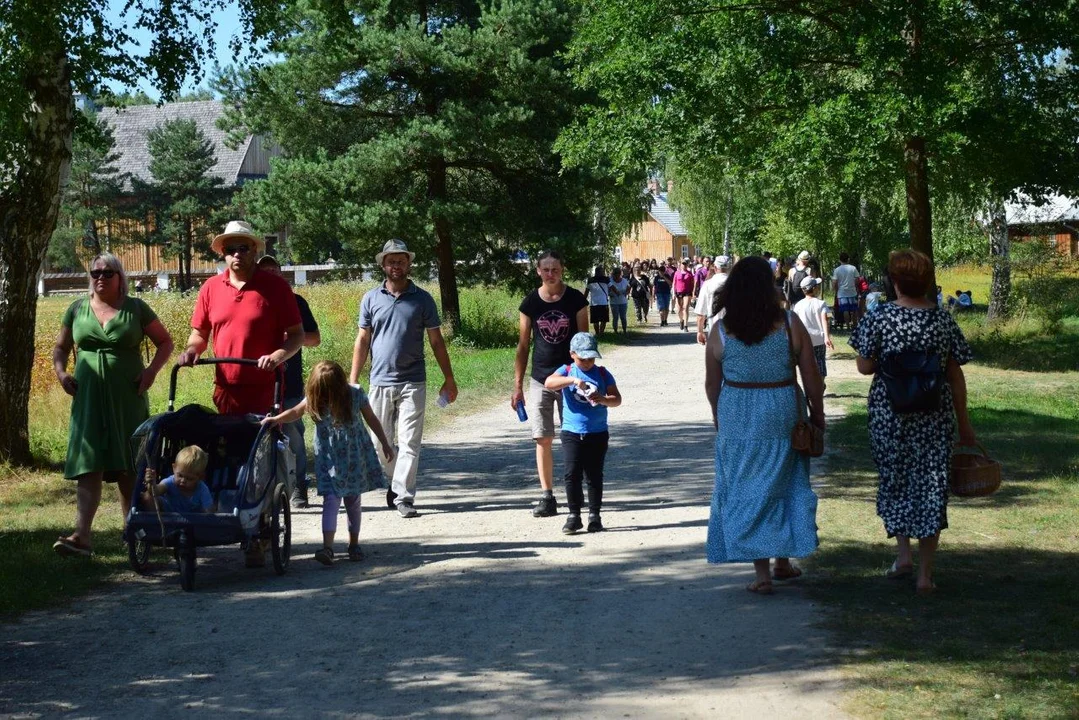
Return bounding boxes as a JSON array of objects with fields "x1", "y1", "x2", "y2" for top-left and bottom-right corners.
[{"x1": 1, "y1": 323, "x2": 849, "y2": 719}]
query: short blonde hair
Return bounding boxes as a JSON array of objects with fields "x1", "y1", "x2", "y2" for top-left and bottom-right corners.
[
  {"x1": 88, "y1": 253, "x2": 128, "y2": 298},
  {"x1": 174, "y1": 445, "x2": 209, "y2": 477}
]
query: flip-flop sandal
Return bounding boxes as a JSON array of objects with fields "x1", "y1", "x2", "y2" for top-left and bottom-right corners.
[
  {"x1": 53, "y1": 537, "x2": 92, "y2": 557},
  {"x1": 746, "y1": 580, "x2": 774, "y2": 595},
  {"x1": 885, "y1": 561, "x2": 914, "y2": 580},
  {"x1": 773, "y1": 565, "x2": 803, "y2": 581}
]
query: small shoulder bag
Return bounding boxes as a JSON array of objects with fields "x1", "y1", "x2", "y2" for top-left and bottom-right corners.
[{"x1": 785, "y1": 313, "x2": 824, "y2": 457}]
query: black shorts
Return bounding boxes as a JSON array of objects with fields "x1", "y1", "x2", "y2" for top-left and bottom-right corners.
[
  {"x1": 589, "y1": 306, "x2": 609, "y2": 323},
  {"x1": 675, "y1": 291, "x2": 692, "y2": 299}
]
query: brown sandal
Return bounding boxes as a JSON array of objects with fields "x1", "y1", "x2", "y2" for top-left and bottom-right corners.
[{"x1": 746, "y1": 579, "x2": 774, "y2": 595}]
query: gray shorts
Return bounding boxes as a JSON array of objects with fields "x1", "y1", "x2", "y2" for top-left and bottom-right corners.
[{"x1": 529, "y1": 378, "x2": 563, "y2": 439}]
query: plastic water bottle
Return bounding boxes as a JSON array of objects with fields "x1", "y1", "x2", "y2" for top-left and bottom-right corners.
[
  {"x1": 437, "y1": 391, "x2": 449, "y2": 408},
  {"x1": 515, "y1": 399, "x2": 528, "y2": 422}
]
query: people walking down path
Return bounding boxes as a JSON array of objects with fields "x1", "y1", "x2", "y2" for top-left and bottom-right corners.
[{"x1": 2, "y1": 326, "x2": 849, "y2": 719}]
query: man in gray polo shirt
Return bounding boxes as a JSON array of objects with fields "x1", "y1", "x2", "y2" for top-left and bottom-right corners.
[{"x1": 350, "y1": 239, "x2": 458, "y2": 518}]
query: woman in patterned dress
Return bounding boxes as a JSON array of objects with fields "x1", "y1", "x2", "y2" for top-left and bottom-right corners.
[
  {"x1": 51, "y1": 253, "x2": 173, "y2": 556},
  {"x1": 704, "y1": 257, "x2": 824, "y2": 595},
  {"x1": 849, "y1": 250, "x2": 977, "y2": 595}
]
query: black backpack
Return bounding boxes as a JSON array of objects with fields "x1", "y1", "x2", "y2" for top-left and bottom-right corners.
[
  {"x1": 879, "y1": 350, "x2": 944, "y2": 413},
  {"x1": 786, "y1": 268, "x2": 808, "y2": 305}
]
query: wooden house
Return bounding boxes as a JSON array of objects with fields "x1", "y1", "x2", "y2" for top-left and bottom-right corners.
[
  {"x1": 618, "y1": 180, "x2": 701, "y2": 263},
  {"x1": 56, "y1": 100, "x2": 283, "y2": 276},
  {"x1": 1006, "y1": 194, "x2": 1079, "y2": 258}
]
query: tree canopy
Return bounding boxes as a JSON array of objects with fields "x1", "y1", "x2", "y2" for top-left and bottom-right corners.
[
  {"x1": 562, "y1": 0, "x2": 1079, "y2": 267},
  {"x1": 219, "y1": 0, "x2": 639, "y2": 317}
]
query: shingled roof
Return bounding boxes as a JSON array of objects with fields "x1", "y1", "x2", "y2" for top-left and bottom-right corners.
[
  {"x1": 98, "y1": 100, "x2": 253, "y2": 189},
  {"x1": 647, "y1": 192, "x2": 688, "y2": 236}
]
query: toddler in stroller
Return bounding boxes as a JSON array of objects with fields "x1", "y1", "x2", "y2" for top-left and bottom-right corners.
[{"x1": 142, "y1": 445, "x2": 213, "y2": 514}]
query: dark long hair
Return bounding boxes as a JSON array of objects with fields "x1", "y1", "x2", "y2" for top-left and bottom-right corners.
[{"x1": 715, "y1": 256, "x2": 784, "y2": 345}]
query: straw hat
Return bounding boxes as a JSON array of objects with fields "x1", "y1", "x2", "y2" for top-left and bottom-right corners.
[{"x1": 211, "y1": 221, "x2": 265, "y2": 256}]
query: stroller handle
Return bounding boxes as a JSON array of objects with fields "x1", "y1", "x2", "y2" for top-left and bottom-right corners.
[{"x1": 168, "y1": 357, "x2": 286, "y2": 414}]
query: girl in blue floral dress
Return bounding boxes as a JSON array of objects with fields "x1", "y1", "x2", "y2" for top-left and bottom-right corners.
[{"x1": 265, "y1": 361, "x2": 393, "y2": 564}]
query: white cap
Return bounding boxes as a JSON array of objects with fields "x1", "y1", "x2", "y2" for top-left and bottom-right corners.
[
  {"x1": 716, "y1": 255, "x2": 731, "y2": 268},
  {"x1": 800, "y1": 276, "x2": 822, "y2": 291}
]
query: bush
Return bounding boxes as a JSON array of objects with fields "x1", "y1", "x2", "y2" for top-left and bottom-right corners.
[{"x1": 453, "y1": 288, "x2": 519, "y2": 349}]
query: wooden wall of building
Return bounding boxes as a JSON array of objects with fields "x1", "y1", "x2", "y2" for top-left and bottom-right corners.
[
  {"x1": 1009, "y1": 227, "x2": 1079, "y2": 258},
  {"x1": 619, "y1": 216, "x2": 699, "y2": 262}
]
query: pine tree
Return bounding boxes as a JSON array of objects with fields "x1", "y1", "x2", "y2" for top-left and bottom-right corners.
[
  {"x1": 142, "y1": 118, "x2": 228, "y2": 291},
  {"x1": 47, "y1": 111, "x2": 126, "y2": 270},
  {"x1": 219, "y1": 0, "x2": 638, "y2": 323}
]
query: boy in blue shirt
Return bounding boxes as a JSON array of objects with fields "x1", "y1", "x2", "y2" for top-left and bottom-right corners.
[
  {"x1": 544, "y1": 332, "x2": 621, "y2": 534},
  {"x1": 141, "y1": 445, "x2": 214, "y2": 513}
]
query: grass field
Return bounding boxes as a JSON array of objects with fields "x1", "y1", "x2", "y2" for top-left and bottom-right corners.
[{"x1": 815, "y1": 318, "x2": 1079, "y2": 717}]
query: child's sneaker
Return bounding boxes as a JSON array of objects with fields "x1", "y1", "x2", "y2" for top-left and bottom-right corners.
[
  {"x1": 347, "y1": 544, "x2": 365, "y2": 562},
  {"x1": 314, "y1": 547, "x2": 335, "y2": 566},
  {"x1": 562, "y1": 514, "x2": 583, "y2": 535},
  {"x1": 587, "y1": 514, "x2": 604, "y2": 533}
]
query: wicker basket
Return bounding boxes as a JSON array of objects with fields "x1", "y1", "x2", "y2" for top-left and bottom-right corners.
[{"x1": 950, "y1": 443, "x2": 1002, "y2": 497}]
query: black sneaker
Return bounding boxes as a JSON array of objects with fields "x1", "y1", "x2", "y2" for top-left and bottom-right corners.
[
  {"x1": 291, "y1": 487, "x2": 309, "y2": 509},
  {"x1": 587, "y1": 515, "x2": 604, "y2": 533},
  {"x1": 386, "y1": 488, "x2": 398, "y2": 508},
  {"x1": 562, "y1": 514, "x2": 583, "y2": 534},
  {"x1": 532, "y1": 495, "x2": 558, "y2": 518}
]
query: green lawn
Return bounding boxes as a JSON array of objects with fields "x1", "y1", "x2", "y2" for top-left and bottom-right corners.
[{"x1": 812, "y1": 350, "x2": 1079, "y2": 718}]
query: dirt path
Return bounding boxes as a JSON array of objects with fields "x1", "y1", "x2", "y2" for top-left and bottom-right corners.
[{"x1": 1, "y1": 324, "x2": 849, "y2": 719}]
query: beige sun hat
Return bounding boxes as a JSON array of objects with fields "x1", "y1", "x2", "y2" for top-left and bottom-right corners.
[
  {"x1": 211, "y1": 220, "x2": 265, "y2": 256},
  {"x1": 375, "y1": 238, "x2": 415, "y2": 265}
]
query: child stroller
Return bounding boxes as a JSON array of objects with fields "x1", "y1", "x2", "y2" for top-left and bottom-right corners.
[{"x1": 124, "y1": 358, "x2": 296, "y2": 591}]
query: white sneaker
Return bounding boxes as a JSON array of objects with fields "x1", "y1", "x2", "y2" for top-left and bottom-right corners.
[{"x1": 397, "y1": 502, "x2": 418, "y2": 518}]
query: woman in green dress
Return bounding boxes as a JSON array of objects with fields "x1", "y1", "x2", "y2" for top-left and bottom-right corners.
[{"x1": 50, "y1": 254, "x2": 174, "y2": 556}]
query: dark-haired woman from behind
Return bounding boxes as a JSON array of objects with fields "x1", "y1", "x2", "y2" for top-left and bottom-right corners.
[{"x1": 704, "y1": 256, "x2": 825, "y2": 594}]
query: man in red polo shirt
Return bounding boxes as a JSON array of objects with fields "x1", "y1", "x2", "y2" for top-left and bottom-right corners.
[{"x1": 178, "y1": 221, "x2": 304, "y2": 415}]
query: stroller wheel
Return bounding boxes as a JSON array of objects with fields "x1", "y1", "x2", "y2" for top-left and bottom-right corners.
[
  {"x1": 127, "y1": 536, "x2": 151, "y2": 574},
  {"x1": 271, "y1": 484, "x2": 291, "y2": 575}
]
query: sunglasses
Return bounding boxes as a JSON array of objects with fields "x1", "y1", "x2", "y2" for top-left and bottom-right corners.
[
  {"x1": 89, "y1": 269, "x2": 116, "y2": 280},
  {"x1": 224, "y1": 244, "x2": 253, "y2": 256}
]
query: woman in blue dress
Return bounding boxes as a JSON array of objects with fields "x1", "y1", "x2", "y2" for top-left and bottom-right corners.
[{"x1": 704, "y1": 257, "x2": 826, "y2": 594}]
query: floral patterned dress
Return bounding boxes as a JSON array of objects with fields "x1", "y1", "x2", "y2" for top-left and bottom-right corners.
[
  {"x1": 849, "y1": 304, "x2": 972, "y2": 539},
  {"x1": 313, "y1": 385, "x2": 386, "y2": 497}
]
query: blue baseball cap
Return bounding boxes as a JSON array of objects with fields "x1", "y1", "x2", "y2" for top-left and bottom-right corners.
[{"x1": 570, "y1": 332, "x2": 602, "y2": 359}]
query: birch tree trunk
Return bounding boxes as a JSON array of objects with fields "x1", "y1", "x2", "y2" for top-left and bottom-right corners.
[
  {"x1": 987, "y1": 199, "x2": 1011, "y2": 321},
  {"x1": 0, "y1": 50, "x2": 74, "y2": 464}
]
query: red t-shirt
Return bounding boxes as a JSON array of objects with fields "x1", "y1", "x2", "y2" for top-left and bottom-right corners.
[{"x1": 191, "y1": 269, "x2": 302, "y2": 390}]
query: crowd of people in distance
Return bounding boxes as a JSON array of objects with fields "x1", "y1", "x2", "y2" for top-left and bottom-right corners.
[{"x1": 50, "y1": 230, "x2": 979, "y2": 597}]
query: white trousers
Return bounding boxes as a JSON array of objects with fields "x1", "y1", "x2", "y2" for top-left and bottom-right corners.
[{"x1": 368, "y1": 382, "x2": 427, "y2": 505}]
